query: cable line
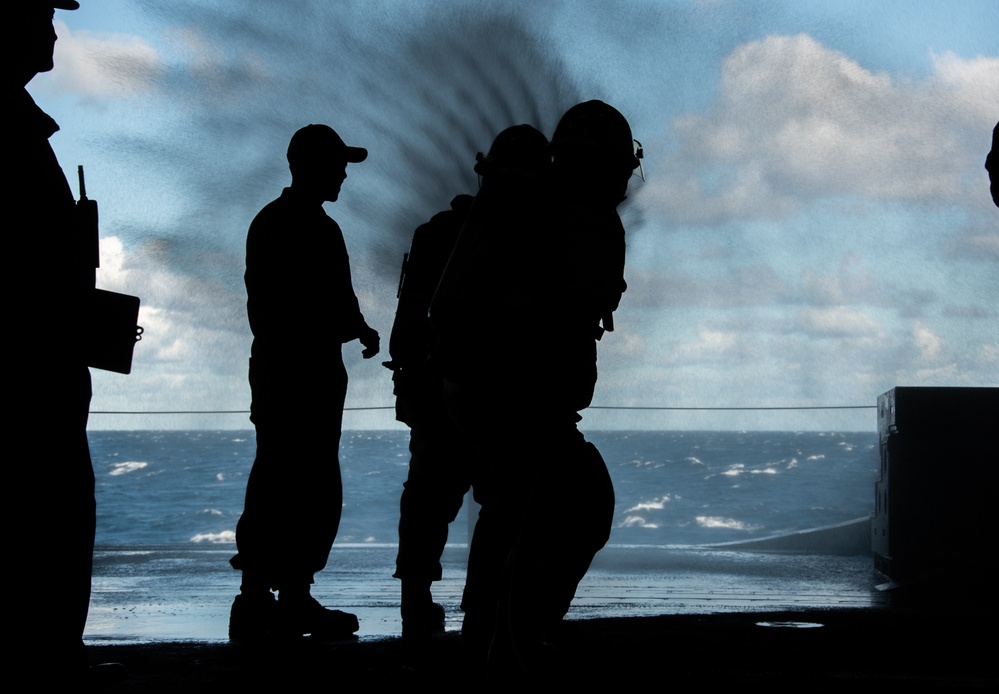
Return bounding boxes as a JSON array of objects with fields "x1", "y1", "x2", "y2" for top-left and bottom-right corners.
[
  {"x1": 90, "y1": 403, "x2": 875, "y2": 415},
  {"x1": 590, "y1": 405, "x2": 875, "y2": 411}
]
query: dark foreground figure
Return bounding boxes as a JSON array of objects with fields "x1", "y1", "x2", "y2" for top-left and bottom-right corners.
[
  {"x1": 987, "y1": 120, "x2": 998, "y2": 207},
  {"x1": 432, "y1": 108, "x2": 640, "y2": 679},
  {"x1": 229, "y1": 124, "x2": 379, "y2": 641},
  {"x1": 429, "y1": 124, "x2": 556, "y2": 664},
  {"x1": 385, "y1": 193, "x2": 482, "y2": 637},
  {"x1": 8, "y1": 1, "x2": 125, "y2": 684},
  {"x1": 87, "y1": 608, "x2": 998, "y2": 691}
]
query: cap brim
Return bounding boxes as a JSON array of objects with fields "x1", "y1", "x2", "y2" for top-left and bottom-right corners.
[
  {"x1": 53, "y1": 1, "x2": 81, "y2": 9},
  {"x1": 345, "y1": 146, "x2": 368, "y2": 163}
]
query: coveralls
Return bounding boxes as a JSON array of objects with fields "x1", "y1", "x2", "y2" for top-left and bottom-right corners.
[
  {"x1": 231, "y1": 186, "x2": 373, "y2": 590},
  {"x1": 11, "y1": 87, "x2": 96, "y2": 666}
]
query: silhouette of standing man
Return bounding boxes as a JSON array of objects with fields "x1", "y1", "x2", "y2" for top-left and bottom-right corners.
[
  {"x1": 437, "y1": 105, "x2": 639, "y2": 678},
  {"x1": 987, "y1": 121, "x2": 998, "y2": 208},
  {"x1": 229, "y1": 124, "x2": 379, "y2": 641},
  {"x1": 495, "y1": 101, "x2": 637, "y2": 667},
  {"x1": 385, "y1": 193, "x2": 478, "y2": 638},
  {"x1": 9, "y1": 1, "x2": 124, "y2": 682}
]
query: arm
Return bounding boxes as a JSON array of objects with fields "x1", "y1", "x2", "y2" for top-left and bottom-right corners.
[{"x1": 331, "y1": 220, "x2": 380, "y2": 358}]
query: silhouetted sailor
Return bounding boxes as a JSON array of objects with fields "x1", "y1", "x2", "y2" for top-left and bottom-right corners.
[
  {"x1": 434, "y1": 106, "x2": 641, "y2": 679},
  {"x1": 428, "y1": 124, "x2": 554, "y2": 665},
  {"x1": 229, "y1": 124, "x2": 379, "y2": 641},
  {"x1": 8, "y1": 1, "x2": 125, "y2": 683},
  {"x1": 431, "y1": 125, "x2": 553, "y2": 386},
  {"x1": 987, "y1": 121, "x2": 998, "y2": 208},
  {"x1": 385, "y1": 193, "x2": 480, "y2": 637},
  {"x1": 496, "y1": 101, "x2": 639, "y2": 669}
]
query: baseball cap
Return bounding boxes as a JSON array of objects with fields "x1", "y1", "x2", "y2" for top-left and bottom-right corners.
[
  {"x1": 14, "y1": 1, "x2": 79, "y2": 12},
  {"x1": 287, "y1": 124, "x2": 367, "y2": 167}
]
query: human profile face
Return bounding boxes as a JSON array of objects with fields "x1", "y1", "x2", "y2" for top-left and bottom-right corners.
[
  {"x1": 14, "y1": 7, "x2": 58, "y2": 80},
  {"x1": 987, "y1": 124, "x2": 998, "y2": 208},
  {"x1": 323, "y1": 160, "x2": 349, "y2": 203}
]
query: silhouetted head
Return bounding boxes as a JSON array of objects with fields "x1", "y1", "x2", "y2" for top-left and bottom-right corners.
[
  {"x1": 473, "y1": 124, "x2": 550, "y2": 180},
  {"x1": 286, "y1": 124, "x2": 367, "y2": 203},
  {"x1": 9, "y1": 2, "x2": 79, "y2": 86},
  {"x1": 987, "y1": 121, "x2": 998, "y2": 208},
  {"x1": 552, "y1": 101, "x2": 640, "y2": 171},
  {"x1": 551, "y1": 100, "x2": 640, "y2": 204}
]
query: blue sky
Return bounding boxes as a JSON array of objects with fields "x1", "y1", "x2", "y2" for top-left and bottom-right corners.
[{"x1": 34, "y1": 0, "x2": 998, "y2": 430}]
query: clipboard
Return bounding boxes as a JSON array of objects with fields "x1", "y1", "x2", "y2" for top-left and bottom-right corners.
[{"x1": 85, "y1": 288, "x2": 143, "y2": 374}]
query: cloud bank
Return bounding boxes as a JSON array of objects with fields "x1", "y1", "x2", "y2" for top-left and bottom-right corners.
[{"x1": 641, "y1": 34, "x2": 999, "y2": 225}]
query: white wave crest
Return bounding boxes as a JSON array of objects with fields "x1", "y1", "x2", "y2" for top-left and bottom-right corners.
[
  {"x1": 109, "y1": 461, "x2": 148, "y2": 476},
  {"x1": 619, "y1": 516, "x2": 659, "y2": 529},
  {"x1": 190, "y1": 530, "x2": 236, "y2": 544},
  {"x1": 626, "y1": 496, "x2": 672, "y2": 512},
  {"x1": 695, "y1": 515, "x2": 760, "y2": 531}
]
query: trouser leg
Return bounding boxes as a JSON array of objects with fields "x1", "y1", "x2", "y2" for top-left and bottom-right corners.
[
  {"x1": 516, "y1": 440, "x2": 614, "y2": 627},
  {"x1": 395, "y1": 417, "x2": 471, "y2": 583},
  {"x1": 29, "y1": 368, "x2": 94, "y2": 667},
  {"x1": 232, "y1": 365, "x2": 347, "y2": 591},
  {"x1": 495, "y1": 425, "x2": 615, "y2": 676},
  {"x1": 460, "y1": 471, "x2": 526, "y2": 653},
  {"x1": 233, "y1": 421, "x2": 344, "y2": 589},
  {"x1": 442, "y1": 379, "x2": 520, "y2": 653}
]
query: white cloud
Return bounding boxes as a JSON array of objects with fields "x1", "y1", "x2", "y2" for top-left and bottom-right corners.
[
  {"x1": 604, "y1": 329, "x2": 646, "y2": 359},
  {"x1": 978, "y1": 344, "x2": 998, "y2": 365},
  {"x1": 673, "y1": 325, "x2": 741, "y2": 362},
  {"x1": 49, "y1": 19, "x2": 162, "y2": 97},
  {"x1": 912, "y1": 364, "x2": 962, "y2": 381},
  {"x1": 957, "y1": 228, "x2": 999, "y2": 261},
  {"x1": 166, "y1": 26, "x2": 276, "y2": 105},
  {"x1": 930, "y1": 52, "x2": 999, "y2": 119},
  {"x1": 912, "y1": 321, "x2": 944, "y2": 361},
  {"x1": 641, "y1": 34, "x2": 999, "y2": 225},
  {"x1": 623, "y1": 264, "x2": 789, "y2": 309},
  {"x1": 92, "y1": 237, "x2": 250, "y2": 412},
  {"x1": 799, "y1": 262, "x2": 878, "y2": 306},
  {"x1": 797, "y1": 306, "x2": 881, "y2": 338}
]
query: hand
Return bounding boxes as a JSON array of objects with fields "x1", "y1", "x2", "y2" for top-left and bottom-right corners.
[{"x1": 360, "y1": 327, "x2": 380, "y2": 359}]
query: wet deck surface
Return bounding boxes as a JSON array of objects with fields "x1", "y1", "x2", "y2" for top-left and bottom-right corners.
[
  {"x1": 88, "y1": 607, "x2": 994, "y2": 690},
  {"x1": 82, "y1": 546, "x2": 994, "y2": 689},
  {"x1": 85, "y1": 545, "x2": 883, "y2": 641}
]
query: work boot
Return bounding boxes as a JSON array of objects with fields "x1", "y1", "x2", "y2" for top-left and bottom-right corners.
[
  {"x1": 275, "y1": 594, "x2": 359, "y2": 640},
  {"x1": 228, "y1": 591, "x2": 276, "y2": 642},
  {"x1": 402, "y1": 601, "x2": 446, "y2": 639}
]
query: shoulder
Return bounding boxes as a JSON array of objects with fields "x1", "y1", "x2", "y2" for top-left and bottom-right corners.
[
  {"x1": 418, "y1": 196, "x2": 472, "y2": 240},
  {"x1": 248, "y1": 191, "x2": 334, "y2": 235},
  {"x1": 247, "y1": 190, "x2": 344, "y2": 258},
  {"x1": 246, "y1": 195, "x2": 292, "y2": 262},
  {"x1": 11, "y1": 88, "x2": 58, "y2": 139},
  {"x1": 249, "y1": 193, "x2": 293, "y2": 228},
  {"x1": 247, "y1": 196, "x2": 280, "y2": 232}
]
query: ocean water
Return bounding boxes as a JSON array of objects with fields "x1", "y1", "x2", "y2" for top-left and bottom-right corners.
[
  {"x1": 91, "y1": 429, "x2": 879, "y2": 549},
  {"x1": 86, "y1": 429, "x2": 883, "y2": 641}
]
